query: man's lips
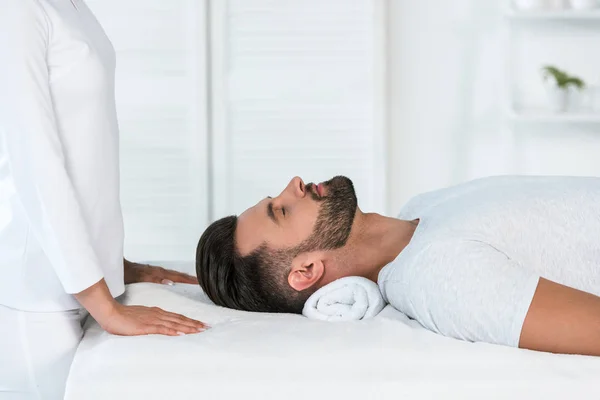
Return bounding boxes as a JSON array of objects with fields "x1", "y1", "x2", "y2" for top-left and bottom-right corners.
[{"x1": 307, "y1": 182, "x2": 324, "y2": 198}]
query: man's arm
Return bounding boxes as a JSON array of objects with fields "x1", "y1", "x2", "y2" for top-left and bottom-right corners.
[{"x1": 519, "y1": 278, "x2": 600, "y2": 356}]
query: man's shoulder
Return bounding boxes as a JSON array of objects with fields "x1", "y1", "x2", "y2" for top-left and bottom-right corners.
[
  {"x1": 392, "y1": 239, "x2": 507, "y2": 273},
  {"x1": 380, "y1": 238, "x2": 516, "y2": 297},
  {"x1": 380, "y1": 239, "x2": 456, "y2": 281}
]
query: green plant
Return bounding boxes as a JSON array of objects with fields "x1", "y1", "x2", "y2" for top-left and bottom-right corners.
[{"x1": 542, "y1": 65, "x2": 585, "y2": 90}]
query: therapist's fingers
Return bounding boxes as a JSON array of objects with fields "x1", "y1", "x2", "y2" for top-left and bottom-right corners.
[
  {"x1": 152, "y1": 268, "x2": 198, "y2": 285},
  {"x1": 158, "y1": 309, "x2": 208, "y2": 330},
  {"x1": 159, "y1": 313, "x2": 207, "y2": 331},
  {"x1": 164, "y1": 270, "x2": 198, "y2": 284},
  {"x1": 144, "y1": 324, "x2": 180, "y2": 336},
  {"x1": 156, "y1": 319, "x2": 203, "y2": 335},
  {"x1": 127, "y1": 264, "x2": 198, "y2": 285}
]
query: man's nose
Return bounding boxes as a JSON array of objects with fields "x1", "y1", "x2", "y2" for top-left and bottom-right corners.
[
  {"x1": 276, "y1": 176, "x2": 305, "y2": 201},
  {"x1": 288, "y1": 176, "x2": 306, "y2": 198}
]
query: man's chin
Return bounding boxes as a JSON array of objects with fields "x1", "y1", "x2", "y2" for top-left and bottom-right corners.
[
  {"x1": 325, "y1": 175, "x2": 354, "y2": 190},
  {"x1": 324, "y1": 175, "x2": 358, "y2": 212}
]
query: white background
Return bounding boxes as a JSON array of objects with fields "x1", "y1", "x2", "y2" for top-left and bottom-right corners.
[{"x1": 88, "y1": 0, "x2": 600, "y2": 261}]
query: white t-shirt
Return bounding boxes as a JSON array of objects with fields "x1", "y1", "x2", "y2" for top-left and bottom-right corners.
[
  {"x1": 378, "y1": 175, "x2": 600, "y2": 347},
  {"x1": 0, "y1": 0, "x2": 124, "y2": 311}
]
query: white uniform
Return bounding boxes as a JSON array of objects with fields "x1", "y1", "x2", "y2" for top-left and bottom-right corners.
[
  {"x1": 0, "y1": 0, "x2": 124, "y2": 397},
  {"x1": 378, "y1": 175, "x2": 600, "y2": 347}
]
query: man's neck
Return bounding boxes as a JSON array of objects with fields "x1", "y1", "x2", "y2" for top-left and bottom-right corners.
[{"x1": 328, "y1": 212, "x2": 419, "y2": 284}]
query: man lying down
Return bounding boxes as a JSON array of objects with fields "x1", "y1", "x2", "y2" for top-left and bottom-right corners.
[{"x1": 196, "y1": 175, "x2": 600, "y2": 356}]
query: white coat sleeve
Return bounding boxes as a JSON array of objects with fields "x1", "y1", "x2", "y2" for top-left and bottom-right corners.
[{"x1": 0, "y1": 0, "x2": 104, "y2": 293}]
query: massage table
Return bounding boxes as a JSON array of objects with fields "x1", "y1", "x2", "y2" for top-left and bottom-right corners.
[{"x1": 65, "y1": 262, "x2": 600, "y2": 400}]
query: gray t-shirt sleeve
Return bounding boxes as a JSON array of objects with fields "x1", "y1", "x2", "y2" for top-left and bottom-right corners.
[{"x1": 380, "y1": 240, "x2": 541, "y2": 347}]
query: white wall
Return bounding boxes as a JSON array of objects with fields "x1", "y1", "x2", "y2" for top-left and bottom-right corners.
[
  {"x1": 88, "y1": 0, "x2": 209, "y2": 262},
  {"x1": 387, "y1": 0, "x2": 600, "y2": 214}
]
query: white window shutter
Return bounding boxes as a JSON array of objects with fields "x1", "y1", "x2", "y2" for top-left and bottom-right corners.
[
  {"x1": 86, "y1": 0, "x2": 209, "y2": 263},
  {"x1": 210, "y1": 0, "x2": 387, "y2": 218}
]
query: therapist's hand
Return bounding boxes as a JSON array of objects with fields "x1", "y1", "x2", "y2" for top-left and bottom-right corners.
[
  {"x1": 124, "y1": 259, "x2": 198, "y2": 285},
  {"x1": 102, "y1": 303, "x2": 208, "y2": 336},
  {"x1": 75, "y1": 278, "x2": 209, "y2": 336}
]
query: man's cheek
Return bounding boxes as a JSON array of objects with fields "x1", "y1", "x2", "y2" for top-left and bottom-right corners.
[{"x1": 292, "y1": 218, "x2": 317, "y2": 244}]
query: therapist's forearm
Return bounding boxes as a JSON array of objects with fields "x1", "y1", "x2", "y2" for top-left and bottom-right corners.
[
  {"x1": 123, "y1": 258, "x2": 133, "y2": 280},
  {"x1": 74, "y1": 278, "x2": 118, "y2": 324},
  {"x1": 123, "y1": 258, "x2": 144, "y2": 284}
]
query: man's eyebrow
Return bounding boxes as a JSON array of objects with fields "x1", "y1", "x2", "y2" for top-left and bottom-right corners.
[{"x1": 266, "y1": 198, "x2": 277, "y2": 224}]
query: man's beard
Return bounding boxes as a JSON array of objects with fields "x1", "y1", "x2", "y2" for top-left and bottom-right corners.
[{"x1": 299, "y1": 175, "x2": 358, "y2": 252}]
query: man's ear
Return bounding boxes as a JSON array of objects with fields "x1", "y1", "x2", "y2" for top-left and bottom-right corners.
[{"x1": 288, "y1": 252, "x2": 325, "y2": 292}]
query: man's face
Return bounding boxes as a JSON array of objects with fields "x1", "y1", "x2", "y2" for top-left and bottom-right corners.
[{"x1": 235, "y1": 176, "x2": 358, "y2": 257}]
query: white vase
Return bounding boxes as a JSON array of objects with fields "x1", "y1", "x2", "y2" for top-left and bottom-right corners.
[
  {"x1": 546, "y1": 86, "x2": 568, "y2": 112},
  {"x1": 514, "y1": 0, "x2": 547, "y2": 10},
  {"x1": 567, "y1": 86, "x2": 584, "y2": 111},
  {"x1": 569, "y1": 0, "x2": 598, "y2": 9}
]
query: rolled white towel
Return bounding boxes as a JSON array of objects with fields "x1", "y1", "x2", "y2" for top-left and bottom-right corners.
[{"x1": 302, "y1": 276, "x2": 385, "y2": 321}]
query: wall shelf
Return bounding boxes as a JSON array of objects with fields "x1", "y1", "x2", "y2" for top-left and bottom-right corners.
[
  {"x1": 506, "y1": 9, "x2": 600, "y2": 20},
  {"x1": 506, "y1": 5, "x2": 600, "y2": 129},
  {"x1": 509, "y1": 108, "x2": 600, "y2": 123}
]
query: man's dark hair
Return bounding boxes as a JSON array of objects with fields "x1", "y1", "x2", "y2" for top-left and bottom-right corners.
[{"x1": 195, "y1": 216, "x2": 313, "y2": 313}]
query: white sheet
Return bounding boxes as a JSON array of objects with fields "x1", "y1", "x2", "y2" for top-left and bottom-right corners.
[{"x1": 66, "y1": 264, "x2": 600, "y2": 400}]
